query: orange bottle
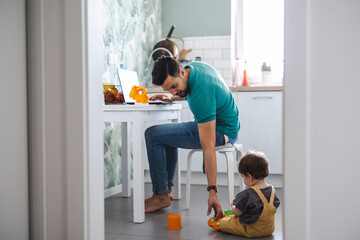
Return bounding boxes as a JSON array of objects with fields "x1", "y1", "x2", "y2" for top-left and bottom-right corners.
[{"x1": 242, "y1": 61, "x2": 248, "y2": 86}]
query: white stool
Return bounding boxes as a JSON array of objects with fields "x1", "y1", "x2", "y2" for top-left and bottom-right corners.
[{"x1": 185, "y1": 143, "x2": 244, "y2": 210}]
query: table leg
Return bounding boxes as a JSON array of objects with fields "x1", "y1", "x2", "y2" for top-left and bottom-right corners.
[
  {"x1": 121, "y1": 122, "x2": 131, "y2": 197},
  {"x1": 173, "y1": 164, "x2": 181, "y2": 200},
  {"x1": 132, "y1": 117, "x2": 145, "y2": 223},
  {"x1": 172, "y1": 112, "x2": 181, "y2": 200}
]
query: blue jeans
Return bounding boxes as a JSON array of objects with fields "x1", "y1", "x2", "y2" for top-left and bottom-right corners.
[{"x1": 144, "y1": 121, "x2": 237, "y2": 195}]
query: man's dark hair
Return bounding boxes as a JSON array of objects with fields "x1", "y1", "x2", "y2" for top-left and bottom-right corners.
[
  {"x1": 151, "y1": 56, "x2": 181, "y2": 86},
  {"x1": 238, "y1": 151, "x2": 269, "y2": 180}
]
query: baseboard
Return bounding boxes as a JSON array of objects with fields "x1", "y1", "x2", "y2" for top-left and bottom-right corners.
[
  {"x1": 104, "y1": 181, "x2": 133, "y2": 198},
  {"x1": 104, "y1": 185, "x2": 122, "y2": 198},
  {"x1": 144, "y1": 170, "x2": 283, "y2": 188}
]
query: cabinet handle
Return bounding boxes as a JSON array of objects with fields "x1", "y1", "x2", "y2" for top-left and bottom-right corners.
[{"x1": 252, "y1": 96, "x2": 273, "y2": 100}]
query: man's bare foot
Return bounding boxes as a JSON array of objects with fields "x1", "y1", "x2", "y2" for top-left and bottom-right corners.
[
  {"x1": 145, "y1": 186, "x2": 173, "y2": 206},
  {"x1": 168, "y1": 186, "x2": 173, "y2": 201},
  {"x1": 168, "y1": 191, "x2": 173, "y2": 201},
  {"x1": 145, "y1": 196, "x2": 153, "y2": 205},
  {"x1": 145, "y1": 194, "x2": 171, "y2": 213}
]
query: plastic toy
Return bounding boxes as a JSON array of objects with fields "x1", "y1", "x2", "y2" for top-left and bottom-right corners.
[
  {"x1": 224, "y1": 210, "x2": 234, "y2": 216},
  {"x1": 129, "y1": 85, "x2": 149, "y2": 103},
  {"x1": 208, "y1": 217, "x2": 221, "y2": 231},
  {"x1": 167, "y1": 214, "x2": 182, "y2": 230},
  {"x1": 208, "y1": 210, "x2": 234, "y2": 231}
]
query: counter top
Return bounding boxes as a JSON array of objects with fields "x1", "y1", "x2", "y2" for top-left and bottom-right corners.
[
  {"x1": 147, "y1": 85, "x2": 283, "y2": 93},
  {"x1": 229, "y1": 85, "x2": 283, "y2": 92}
]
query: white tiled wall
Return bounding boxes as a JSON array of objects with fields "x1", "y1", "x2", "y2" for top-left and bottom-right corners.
[{"x1": 183, "y1": 35, "x2": 232, "y2": 86}]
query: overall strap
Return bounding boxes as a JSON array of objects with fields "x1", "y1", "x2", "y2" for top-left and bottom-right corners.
[
  {"x1": 250, "y1": 186, "x2": 269, "y2": 205},
  {"x1": 269, "y1": 185, "x2": 275, "y2": 204}
]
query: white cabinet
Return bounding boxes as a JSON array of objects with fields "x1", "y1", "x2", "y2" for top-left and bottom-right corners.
[{"x1": 234, "y1": 91, "x2": 283, "y2": 174}]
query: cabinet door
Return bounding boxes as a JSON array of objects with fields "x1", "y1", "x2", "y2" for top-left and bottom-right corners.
[{"x1": 236, "y1": 91, "x2": 283, "y2": 174}]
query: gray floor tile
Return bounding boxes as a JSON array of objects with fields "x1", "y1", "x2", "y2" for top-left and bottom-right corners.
[
  {"x1": 122, "y1": 213, "x2": 226, "y2": 240},
  {"x1": 105, "y1": 195, "x2": 133, "y2": 211},
  {"x1": 111, "y1": 234, "x2": 175, "y2": 240},
  {"x1": 105, "y1": 233, "x2": 118, "y2": 240},
  {"x1": 105, "y1": 210, "x2": 136, "y2": 234}
]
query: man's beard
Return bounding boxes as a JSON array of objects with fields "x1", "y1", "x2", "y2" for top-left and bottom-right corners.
[
  {"x1": 177, "y1": 76, "x2": 189, "y2": 97},
  {"x1": 177, "y1": 89, "x2": 188, "y2": 98}
]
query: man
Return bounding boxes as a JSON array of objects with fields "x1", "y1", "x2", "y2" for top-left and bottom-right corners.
[{"x1": 145, "y1": 56, "x2": 240, "y2": 220}]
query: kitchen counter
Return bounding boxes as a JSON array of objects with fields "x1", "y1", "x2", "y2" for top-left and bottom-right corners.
[
  {"x1": 229, "y1": 85, "x2": 283, "y2": 92},
  {"x1": 147, "y1": 85, "x2": 283, "y2": 93}
]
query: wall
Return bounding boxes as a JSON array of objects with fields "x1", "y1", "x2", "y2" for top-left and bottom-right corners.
[
  {"x1": 103, "y1": 0, "x2": 162, "y2": 191},
  {"x1": 161, "y1": 0, "x2": 231, "y2": 37},
  {"x1": 0, "y1": 1, "x2": 29, "y2": 239},
  {"x1": 183, "y1": 36, "x2": 232, "y2": 85},
  {"x1": 284, "y1": 0, "x2": 360, "y2": 239},
  {"x1": 161, "y1": 0, "x2": 232, "y2": 86}
]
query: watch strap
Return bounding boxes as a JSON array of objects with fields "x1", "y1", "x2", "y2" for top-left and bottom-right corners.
[{"x1": 207, "y1": 185, "x2": 217, "y2": 192}]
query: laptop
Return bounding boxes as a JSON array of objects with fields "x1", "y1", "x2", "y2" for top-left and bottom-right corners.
[{"x1": 117, "y1": 68, "x2": 172, "y2": 105}]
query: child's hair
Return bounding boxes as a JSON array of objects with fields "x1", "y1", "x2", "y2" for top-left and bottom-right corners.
[{"x1": 238, "y1": 151, "x2": 269, "y2": 180}]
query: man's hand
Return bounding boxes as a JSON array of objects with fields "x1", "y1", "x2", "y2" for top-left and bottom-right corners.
[
  {"x1": 207, "y1": 191, "x2": 223, "y2": 220},
  {"x1": 149, "y1": 94, "x2": 172, "y2": 102}
]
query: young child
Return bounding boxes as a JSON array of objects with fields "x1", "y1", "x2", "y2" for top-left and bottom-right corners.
[{"x1": 209, "y1": 151, "x2": 280, "y2": 237}]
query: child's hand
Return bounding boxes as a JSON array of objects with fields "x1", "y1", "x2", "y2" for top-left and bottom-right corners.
[{"x1": 231, "y1": 205, "x2": 243, "y2": 217}]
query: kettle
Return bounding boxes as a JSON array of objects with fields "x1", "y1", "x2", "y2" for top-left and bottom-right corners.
[{"x1": 152, "y1": 25, "x2": 179, "y2": 61}]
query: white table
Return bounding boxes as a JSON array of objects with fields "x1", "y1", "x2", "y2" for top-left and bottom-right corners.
[{"x1": 103, "y1": 103, "x2": 182, "y2": 223}]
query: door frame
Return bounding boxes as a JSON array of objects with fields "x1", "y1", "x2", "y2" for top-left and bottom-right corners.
[{"x1": 28, "y1": 0, "x2": 104, "y2": 239}]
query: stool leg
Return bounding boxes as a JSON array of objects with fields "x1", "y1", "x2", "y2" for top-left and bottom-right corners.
[
  {"x1": 186, "y1": 150, "x2": 196, "y2": 209},
  {"x1": 236, "y1": 149, "x2": 245, "y2": 191},
  {"x1": 224, "y1": 152, "x2": 234, "y2": 209},
  {"x1": 236, "y1": 148, "x2": 243, "y2": 162}
]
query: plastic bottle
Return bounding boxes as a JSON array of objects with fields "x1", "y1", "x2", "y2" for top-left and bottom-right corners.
[
  {"x1": 233, "y1": 57, "x2": 242, "y2": 86},
  {"x1": 242, "y1": 61, "x2": 248, "y2": 86}
]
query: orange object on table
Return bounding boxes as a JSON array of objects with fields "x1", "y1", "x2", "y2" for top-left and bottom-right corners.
[{"x1": 129, "y1": 85, "x2": 149, "y2": 103}]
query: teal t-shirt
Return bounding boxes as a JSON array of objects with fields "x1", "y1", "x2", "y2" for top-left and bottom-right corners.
[{"x1": 185, "y1": 62, "x2": 240, "y2": 139}]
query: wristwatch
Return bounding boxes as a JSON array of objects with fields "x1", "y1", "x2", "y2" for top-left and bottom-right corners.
[{"x1": 207, "y1": 185, "x2": 217, "y2": 192}]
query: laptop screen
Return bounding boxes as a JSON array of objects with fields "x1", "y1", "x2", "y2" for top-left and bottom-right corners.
[{"x1": 117, "y1": 68, "x2": 140, "y2": 104}]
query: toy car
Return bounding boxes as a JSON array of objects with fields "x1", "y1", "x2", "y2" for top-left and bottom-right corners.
[{"x1": 208, "y1": 210, "x2": 234, "y2": 231}]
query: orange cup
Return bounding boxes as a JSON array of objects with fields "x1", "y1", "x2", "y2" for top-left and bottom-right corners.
[{"x1": 167, "y1": 214, "x2": 182, "y2": 230}]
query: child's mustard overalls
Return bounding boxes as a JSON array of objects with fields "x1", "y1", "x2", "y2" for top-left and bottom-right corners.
[{"x1": 219, "y1": 186, "x2": 277, "y2": 237}]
